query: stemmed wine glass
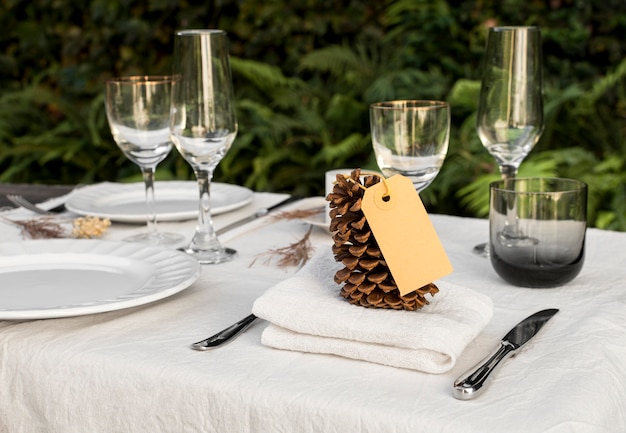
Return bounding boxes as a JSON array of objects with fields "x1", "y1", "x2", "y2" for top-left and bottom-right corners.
[
  {"x1": 170, "y1": 29, "x2": 238, "y2": 264},
  {"x1": 370, "y1": 100, "x2": 450, "y2": 193},
  {"x1": 105, "y1": 75, "x2": 184, "y2": 245},
  {"x1": 473, "y1": 26, "x2": 544, "y2": 256}
]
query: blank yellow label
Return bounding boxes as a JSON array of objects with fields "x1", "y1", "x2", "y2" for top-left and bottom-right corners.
[{"x1": 361, "y1": 175, "x2": 453, "y2": 296}]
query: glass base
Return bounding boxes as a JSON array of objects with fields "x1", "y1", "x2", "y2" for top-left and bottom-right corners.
[
  {"x1": 473, "y1": 242, "x2": 490, "y2": 258},
  {"x1": 181, "y1": 246, "x2": 237, "y2": 265},
  {"x1": 496, "y1": 231, "x2": 539, "y2": 248},
  {"x1": 124, "y1": 231, "x2": 186, "y2": 246}
]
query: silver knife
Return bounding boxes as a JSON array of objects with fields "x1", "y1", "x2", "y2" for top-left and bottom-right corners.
[
  {"x1": 453, "y1": 308, "x2": 559, "y2": 400},
  {"x1": 215, "y1": 195, "x2": 299, "y2": 236},
  {"x1": 191, "y1": 314, "x2": 258, "y2": 351}
]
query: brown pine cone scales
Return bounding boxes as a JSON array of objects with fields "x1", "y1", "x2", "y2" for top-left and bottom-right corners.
[{"x1": 326, "y1": 169, "x2": 439, "y2": 310}]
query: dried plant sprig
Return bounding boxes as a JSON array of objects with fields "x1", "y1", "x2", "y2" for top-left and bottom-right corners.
[
  {"x1": 1, "y1": 216, "x2": 68, "y2": 239},
  {"x1": 251, "y1": 225, "x2": 314, "y2": 269},
  {"x1": 1, "y1": 215, "x2": 112, "y2": 240},
  {"x1": 270, "y1": 207, "x2": 324, "y2": 222}
]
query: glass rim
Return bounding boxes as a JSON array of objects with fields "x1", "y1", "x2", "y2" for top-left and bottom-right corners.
[
  {"x1": 489, "y1": 26, "x2": 540, "y2": 33},
  {"x1": 370, "y1": 100, "x2": 449, "y2": 111},
  {"x1": 175, "y1": 29, "x2": 226, "y2": 36},
  {"x1": 105, "y1": 75, "x2": 176, "y2": 85},
  {"x1": 490, "y1": 177, "x2": 587, "y2": 194}
]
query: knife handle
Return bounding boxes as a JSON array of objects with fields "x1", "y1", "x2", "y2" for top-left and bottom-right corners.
[
  {"x1": 452, "y1": 341, "x2": 516, "y2": 400},
  {"x1": 190, "y1": 314, "x2": 258, "y2": 351}
]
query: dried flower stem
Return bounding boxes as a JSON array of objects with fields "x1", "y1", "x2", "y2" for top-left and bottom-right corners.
[
  {"x1": 1, "y1": 215, "x2": 112, "y2": 240},
  {"x1": 251, "y1": 225, "x2": 314, "y2": 269},
  {"x1": 270, "y1": 207, "x2": 324, "y2": 222},
  {"x1": 1, "y1": 216, "x2": 68, "y2": 239}
]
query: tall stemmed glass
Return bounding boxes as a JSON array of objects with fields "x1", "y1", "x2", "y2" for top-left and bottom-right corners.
[
  {"x1": 370, "y1": 100, "x2": 450, "y2": 193},
  {"x1": 170, "y1": 29, "x2": 237, "y2": 264},
  {"x1": 473, "y1": 26, "x2": 544, "y2": 256},
  {"x1": 105, "y1": 75, "x2": 184, "y2": 245}
]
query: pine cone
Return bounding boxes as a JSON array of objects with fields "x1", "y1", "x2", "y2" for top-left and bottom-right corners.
[{"x1": 326, "y1": 169, "x2": 439, "y2": 310}]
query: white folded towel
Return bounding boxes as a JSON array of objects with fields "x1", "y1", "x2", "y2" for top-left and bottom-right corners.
[{"x1": 252, "y1": 248, "x2": 493, "y2": 373}]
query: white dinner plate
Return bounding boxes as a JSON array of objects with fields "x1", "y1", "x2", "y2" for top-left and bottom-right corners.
[
  {"x1": 0, "y1": 239, "x2": 200, "y2": 320},
  {"x1": 65, "y1": 181, "x2": 253, "y2": 223}
]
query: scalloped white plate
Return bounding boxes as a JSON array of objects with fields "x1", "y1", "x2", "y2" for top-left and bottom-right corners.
[
  {"x1": 65, "y1": 181, "x2": 253, "y2": 223},
  {"x1": 0, "y1": 239, "x2": 200, "y2": 320}
]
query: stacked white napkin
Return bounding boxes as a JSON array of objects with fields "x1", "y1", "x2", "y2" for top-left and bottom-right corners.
[{"x1": 252, "y1": 248, "x2": 493, "y2": 374}]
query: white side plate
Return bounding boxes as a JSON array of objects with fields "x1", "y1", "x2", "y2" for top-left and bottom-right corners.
[
  {"x1": 0, "y1": 239, "x2": 200, "y2": 320},
  {"x1": 65, "y1": 181, "x2": 253, "y2": 222}
]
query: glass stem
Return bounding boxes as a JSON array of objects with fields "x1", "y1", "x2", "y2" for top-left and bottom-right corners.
[
  {"x1": 189, "y1": 169, "x2": 220, "y2": 250},
  {"x1": 500, "y1": 164, "x2": 518, "y2": 181},
  {"x1": 499, "y1": 164, "x2": 521, "y2": 237},
  {"x1": 141, "y1": 166, "x2": 158, "y2": 237}
]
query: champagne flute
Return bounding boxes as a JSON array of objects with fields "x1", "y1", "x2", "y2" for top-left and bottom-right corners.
[
  {"x1": 370, "y1": 100, "x2": 450, "y2": 193},
  {"x1": 105, "y1": 75, "x2": 184, "y2": 245},
  {"x1": 170, "y1": 29, "x2": 237, "y2": 264},
  {"x1": 473, "y1": 26, "x2": 544, "y2": 256}
]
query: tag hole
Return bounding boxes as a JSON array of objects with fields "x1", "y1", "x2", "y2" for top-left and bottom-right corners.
[{"x1": 382, "y1": 194, "x2": 391, "y2": 202}]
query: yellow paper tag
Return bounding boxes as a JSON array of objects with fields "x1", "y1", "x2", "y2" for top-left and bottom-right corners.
[{"x1": 361, "y1": 175, "x2": 453, "y2": 296}]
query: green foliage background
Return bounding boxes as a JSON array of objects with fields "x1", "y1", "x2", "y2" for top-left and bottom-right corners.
[{"x1": 1, "y1": 0, "x2": 625, "y2": 231}]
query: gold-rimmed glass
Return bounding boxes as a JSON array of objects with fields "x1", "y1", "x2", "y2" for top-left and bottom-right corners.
[
  {"x1": 105, "y1": 75, "x2": 184, "y2": 246},
  {"x1": 370, "y1": 100, "x2": 450, "y2": 193}
]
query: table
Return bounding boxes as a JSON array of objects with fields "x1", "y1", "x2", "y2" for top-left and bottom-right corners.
[{"x1": 1, "y1": 189, "x2": 625, "y2": 433}]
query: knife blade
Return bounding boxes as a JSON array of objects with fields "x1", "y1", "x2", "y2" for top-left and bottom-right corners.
[
  {"x1": 216, "y1": 195, "x2": 299, "y2": 236},
  {"x1": 453, "y1": 308, "x2": 558, "y2": 400}
]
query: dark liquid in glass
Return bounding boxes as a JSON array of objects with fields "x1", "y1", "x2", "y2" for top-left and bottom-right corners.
[{"x1": 490, "y1": 243, "x2": 585, "y2": 288}]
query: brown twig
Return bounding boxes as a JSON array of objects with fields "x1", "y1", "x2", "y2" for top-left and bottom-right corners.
[
  {"x1": 269, "y1": 207, "x2": 324, "y2": 222},
  {"x1": 250, "y1": 225, "x2": 314, "y2": 269},
  {"x1": 1, "y1": 216, "x2": 68, "y2": 239}
]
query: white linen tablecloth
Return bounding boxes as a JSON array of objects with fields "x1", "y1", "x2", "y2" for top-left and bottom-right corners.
[{"x1": 0, "y1": 192, "x2": 625, "y2": 433}]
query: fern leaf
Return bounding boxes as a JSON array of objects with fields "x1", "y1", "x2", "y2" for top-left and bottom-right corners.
[
  {"x1": 231, "y1": 57, "x2": 304, "y2": 93},
  {"x1": 298, "y1": 45, "x2": 361, "y2": 76},
  {"x1": 575, "y1": 57, "x2": 626, "y2": 114},
  {"x1": 314, "y1": 132, "x2": 368, "y2": 165},
  {"x1": 448, "y1": 79, "x2": 480, "y2": 110}
]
